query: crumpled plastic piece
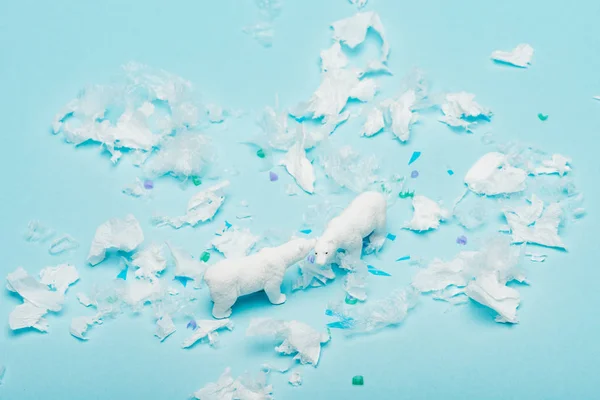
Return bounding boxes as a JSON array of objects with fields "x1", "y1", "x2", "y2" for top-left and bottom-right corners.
[
  {"x1": 288, "y1": 371, "x2": 302, "y2": 387},
  {"x1": 246, "y1": 318, "x2": 330, "y2": 366},
  {"x1": 534, "y1": 154, "x2": 572, "y2": 176},
  {"x1": 39, "y1": 264, "x2": 79, "y2": 295},
  {"x1": 466, "y1": 271, "x2": 521, "y2": 323},
  {"x1": 211, "y1": 226, "x2": 259, "y2": 259},
  {"x1": 320, "y1": 42, "x2": 349, "y2": 72},
  {"x1": 317, "y1": 144, "x2": 380, "y2": 193},
  {"x1": 326, "y1": 288, "x2": 418, "y2": 333},
  {"x1": 337, "y1": 253, "x2": 369, "y2": 301},
  {"x1": 87, "y1": 214, "x2": 144, "y2": 266},
  {"x1": 331, "y1": 11, "x2": 390, "y2": 62},
  {"x1": 193, "y1": 367, "x2": 273, "y2": 400},
  {"x1": 48, "y1": 234, "x2": 79, "y2": 255},
  {"x1": 439, "y1": 92, "x2": 492, "y2": 130},
  {"x1": 118, "y1": 279, "x2": 162, "y2": 308},
  {"x1": 452, "y1": 191, "x2": 490, "y2": 230},
  {"x1": 526, "y1": 252, "x2": 547, "y2": 262},
  {"x1": 153, "y1": 181, "x2": 229, "y2": 229},
  {"x1": 131, "y1": 243, "x2": 167, "y2": 281},
  {"x1": 491, "y1": 44, "x2": 534, "y2": 68},
  {"x1": 167, "y1": 242, "x2": 206, "y2": 283},
  {"x1": 155, "y1": 313, "x2": 176, "y2": 342},
  {"x1": 412, "y1": 252, "x2": 478, "y2": 292},
  {"x1": 70, "y1": 314, "x2": 102, "y2": 340},
  {"x1": 206, "y1": 104, "x2": 226, "y2": 123},
  {"x1": 181, "y1": 319, "x2": 234, "y2": 348},
  {"x1": 465, "y1": 152, "x2": 527, "y2": 196},
  {"x1": 25, "y1": 220, "x2": 55, "y2": 243},
  {"x1": 122, "y1": 178, "x2": 151, "y2": 197},
  {"x1": 384, "y1": 90, "x2": 418, "y2": 142},
  {"x1": 504, "y1": 200, "x2": 566, "y2": 249},
  {"x1": 292, "y1": 259, "x2": 336, "y2": 290},
  {"x1": 144, "y1": 134, "x2": 214, "y2": 180},
  {"x1": 279, "y1": 133, "x2": 315, "y2": 194},
  {"x1": 404, "y1": 195, "x2": 450, "y2": 231},
  {"x1": 361, "y1": 107, "x2": 385, "y2": 137},
  {"x1": 348, "y1": 0, "x2": 368, "y2": 8}
]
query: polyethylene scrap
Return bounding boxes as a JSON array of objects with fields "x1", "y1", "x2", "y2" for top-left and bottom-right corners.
[
  {"x1": 534, "y1": 154, "x2": 572, "y2": 176},
  {"x1": 383, "y1": 89, "x2": 419, "y2": 142},
  {"x1": 288, "y1": 371, "x2": 303, "y2": 387},
  {"x1": 362, "y1": 107, "x2": 385, "y2": 137},
  {"x1": 320, "y1": 42, "x2": 349, "y2": 72},
  {"x1": 317, "y1": 144, "x2": 379, "y2": 193},
  {"x1": 131, "y1": 243, "x2": 167, "y2": 281},
  {"x1": 211, "y1": 226, "x2": 259, "y2": 259},
  {"x1": 280, "y1": 133, "x2": 316, "y2": 194},
  {"x1": 181, "y1": 319, "x2": 234, "y2": 348},
  {"x1": 155, "y1": 314, "x2": 176, "y2": 342},
  {"x1": 504, "y1": 200, "x2": 566, "y2": 249},
  {"x1": 404, "y1": 195, "x2": 450, "y2": 232},
  {"x1": 193, "y1": 367, "x2": 273, "y2": 400},
  {"x1": 122, "y1": 178, "x2": 151, "y2": 198},
  {"x1": 144, "y1": 134, "x2": 214, "y2": 180},
  {"x1": 466, "y1": 271, "x2": 521, "y2": 323},
  {"x1": 326, "y1": 288, "x2": 418, "y2": 333},
  {"x1": 38, "y1": 264, "x2": 79, "y2": 295},
  {"x1": 24, "y1": 220, "x2": 55, "y2": 243},
  {"x1": 48, "y1": 235, "x2": 79, "y2": 255},
  {"x1": 464, "y1": 152, "x2": 527, "y2": 196},
  {"x1": 246, "y1": 318, "x2": 330, "y2": 366},
  {"x1": 331, "y1": 11, "x2": 390, "y2": 62},
  {"x1": 491, "y1": 44, "x2": 534, "y2": 68},
  {"x1": 348, "y1": 0, "x2": 368, "y2": 8},
  {"x1": 412, "y1": 252, "x2": 478, "y2": 293},
  {"x1": 70, "y1": 314, "x2": 102, "y2": 340},
  {"x1": 167, "y1": 242, "x2": 206, "y2": 283},
  {"x1": 439, "y1": 92, "x2": 492, "y2": 130},
  {"x1": 87, "y1": 214, "x2": 144, "y2": 266}
]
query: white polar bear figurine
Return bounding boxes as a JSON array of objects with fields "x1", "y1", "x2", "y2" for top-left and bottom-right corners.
[
  {"x1": 204, "y1": 238, "x2": 316, "y2": 319},
  {"x1": 314, "y1": 191, "x2": 387, "y2": 265}
]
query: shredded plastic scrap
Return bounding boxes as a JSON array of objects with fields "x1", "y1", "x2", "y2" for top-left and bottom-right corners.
[
  {"x1": 211, "y1": 225, "x2": 259, "y2": 259},
  {"x1": 193, "y1": 367, "x2": 273, "y2": 400},
  {"x1": 280, "y1": 133, "x2": 316, "y2": 193},
  {"x1": 167, "y1": 242, "x2": 206, "y2": 283},
  {"x1": 534, "y1": 154, "x2": 571, "y2": 176},
  {"x1": 87, "y1": 214, "x2": 144, "y2": 266},
  {"x1": 144, "y1": 134, "x2": 214, "y2": 180},
  {"x1": 131, "y1": 243, "x2": 167, "y2": 281},
  {"x1": 404, "y1": 195, "x2": 450, "y2": 232},
  {"x1": 246, "y1": 318, "x2": 330, "y2": 366},
  {"x1": 317, "y1": 145, "x2": 379, "y2": 193},
  {"x1": 503, "y1": 199, "x2": 566, "y2": 249},
  {"x1": 331, "y1": 11, "x2": 390, "y2": 62},
  {"x1": 491, "y1": 44, "x2": 534, "y2": 68},
  {"x1": 182, "y1": 319, "x2": 234, "y2": 348},
  {"x1": 38, "y1": 264, "x2": 79, "y2": 294},
  {"x1": 439, "y1": 92, "x2": 492, "y2": 130},
  {"x1": 464, "y1": 152, "x2": 527, "y2": 196}
]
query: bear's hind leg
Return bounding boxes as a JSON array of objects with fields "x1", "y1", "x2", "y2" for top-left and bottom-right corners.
[{"x1": 212, "y1": 293, "x2": 237, "y2": 319}]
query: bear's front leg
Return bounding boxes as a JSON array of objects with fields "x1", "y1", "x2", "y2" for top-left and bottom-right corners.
[{"x1": 264, "y1": 277, "x2": 287, "y2": 305}]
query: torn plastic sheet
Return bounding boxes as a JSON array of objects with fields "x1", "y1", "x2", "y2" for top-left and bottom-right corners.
[
  {"x1": 331, "y1": 11, "x2": 390, "y2": 62},
  {"x1": 412, "y1": 252, "x2": 478, "y2": 293},
  {"x1": 211, "y1": 225, "x2": 259, "y2": 259},
  {"x1": 70, "y1": 314, "x2": 102, "y2": 340},
  {"x1": 348, "y1": 0, "x2": 368, "y2": 8},
  {"x1": 326, "y1": 288, "x2": 417, "y2": 333},
  {"x1": 279, "y1": 132, "x2": 315, "y2": 194},
  {"x1": 534, "y1": 154, "x2": 572, "y2": 176},
  {"x1": 154, "y1": 181, "x2": 229, "y2": 229},
  {"x1": 465, "y1": 152, "x2": 527, "y2": 196},
  {"x1": 247, "y1": 318, "x2": 330, "y2": 366},
  {"x1": 48, "y1": 234, "x2": 79, "y2": 255},
  {"x1": 321, "y1": 42, "x2": 349, "y2": 72},
  {"x1": 181, "y1": 319, "x2": 234, "y2": 348},
  {"x1": 338, "y1": 253, "x2": 369, "y2": 301},
  {"x1": 384, "y1": 90, "x2": 419, "y2": 142},
  {"x1": 87, "y1": 214, "x2": 144, "y2": 266},
  {"x1": 288, "y1": 371, "x2": 303, "y2": 387},
  {"x1": 243, "y1": 0, "x2": 282, "y2": 48},
  {"x1": 404, "y1": 195, "x2": 450, "y2": 232},
  {"x1": 504, "y1": 201, "x2": 566, "y2": 249},
  {"x1": 77, "y1": 292, "x2": 94, "y2": 307},
  {"x1": 144, "y1": 133, "x2": 214, "y2": 180},
  {"x1": 206, "y1": 104, "x2": 226, "y2": 123},
  {"x1": 491, "y1": 44, "x2": 534, "y2": 68},
  {"x1": 25, "y1": 220, "x2": 55, "y2": 243},
  {"x1": 439, "y1": 92, "x2": 492, "y2": 130},
  {"x1": 39, "y1": 264, "x2": 79, "y2": 295},
  {"x1": 292, "y1": 259, "x2": 336, "y2": 290},
  {"x1": 317, "y1": 144, "x2": 380, "y2": 193},
  {"x1": 526, "y1": 252, "x2": 547, "y2": 262},
  {"x1": 131, "y1": 243, "x2": 167, "y2": 281},
  {"x1": 361, "y1": 107, "x2": 385, "y2": 137},
  {"x1": 122, "y1": 178, "x2": 151, "y2": 197},
  {"x1": 155, "y1": 313, "x2": 176, "y2": 342},
  {"x1": 193, "y1": 367, "x2": 273, "y2": 400},
  {"x1": 9, "y1": 302, "x2": 50, "y2": 332},
  {"x1": 167, "y1": 242, "x2": 206, "y2": 283},
  {"x1": 7, "y1": 267, "x2": 65, "y2": 312},
  {"x1": 466, "y1": 271, "x2": 521, "y2": 323}
]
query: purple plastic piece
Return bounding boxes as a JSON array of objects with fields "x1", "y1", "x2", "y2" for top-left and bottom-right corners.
[
  {"x1": 269, "y1": 171, "x2": 278, "y2": 182},
  {"x1": 143, "y1": 180, "x2": 154, "y2": 189},
  {"x1": 187, "y1": 320, "x2": 197, "y2": 330},
  {"x1": 456, "y1": 235, "x2": 468, "y2": 245},
  {"x1": 411, "y1": 170, "x2": 419, "y2": 178}
]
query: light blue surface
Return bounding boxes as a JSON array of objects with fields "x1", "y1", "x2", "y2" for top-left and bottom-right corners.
[{"x1": 1, "y1": 1, "x2": 599, "y2": 399}]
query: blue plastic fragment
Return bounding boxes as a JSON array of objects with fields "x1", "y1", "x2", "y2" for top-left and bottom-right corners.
[
  {"x1": 408, "y1": 151, "x2": 421, "y2": 165},
  {"x1": 447, "y1": 169, "x2": 454, "y2": 176},
  {"x1": 367, "y1": 265, "x2": 392, "y2": 276},
  {"x1": 386, "y1": 233, "x2": 396, "y2": 241},
  {"x1": 186, "y1": 320, "x2": 197, "y2": 330},
  {"x1": 300, "y1": 229, "x2": 312, "y2": 234},
  {"x1": 174, "y1": 276, "x2": 190, "y2": 287},
  {"x1": 307, "y1": 254, "x2": 315, "y2": 264},
  {"x1": 396, "y1": 255, "x2": 411, "y2": 262},
  {"x1": 325, "y1": 309, "x2": 355, "y2": 329},
  {"x1": 225, "y1": 220, "x2": 232, "y2": 229},
  {"x1": 116, "y1": 266, "x2": 128, "y2": 280}
]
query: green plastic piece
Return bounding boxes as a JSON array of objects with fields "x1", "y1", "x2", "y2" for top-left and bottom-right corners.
[
  {"x1": 538, "y1": 113, "x2": 548, "y2": 121},
  {"x1": 256, "y1": 148, "x2": 266, "y2": 158},
  {"x1": 192, "y1": 176, "x2": 202, "y2": 186},
  {"x1": 399, "y1": 190, "x2": 414, "y2": 199},
  {"x1": 200, "y1": 251, "x2": 210, "y2": 262},
  {"x1": 352, "y1": 376, "x2": 364, "y2": 386},
  {"x1": 345, "y1": 296, "x2": 358, "y2": 305}
]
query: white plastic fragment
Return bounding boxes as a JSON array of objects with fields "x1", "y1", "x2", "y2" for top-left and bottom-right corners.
[
  {"x1": 331, "y1": 11, "x2": 390, "y2": 62},
  {"x1": 119, "y1": 280, "x2": 162, "y2": 308},
  {"x1": 412, "y1": 252, "x2": 478, "y2": 293},
  {"x1": 25, "y1": 220, "x2": 55, "y2": 243},
  {"x1": 181, "y1": 319, "x2": 234, "y2": 348},
  {"x1": 386, "y1": 90, "x2": 418, "y2": 142},
  {"x1": 465, "y1": 271, "x2": 521, "y2": 323},
  {"x1": 39, "y1": 264, "x2": 79, "y2": 294},
  {"x1": 48, "y1": 235, "x2": 79, "y2": 255},
  {"x1": 348, "y1": 0, "x2": 368, "y2": 8},
  {"x1": 288, "y1": 371, "x2": 302, "y2": 387},
  {"x1": 280, "y1": 134, "x2": 315, "y2": 194},
  {"x1": 526, "y1": 252, "x2": 547, "y2": 262},
  {"x1": 491, "y1": 44, "x2": 534, "y2": 68},
  {"x1": 534, "y1": 154, "x2": 572, "y2": 176},
  {"x1": 166, "y1": 242, "x2": 206, "y2": 283},
  {"x1": 404, "y1": 195, "x2": 449, "y2": 232},
  {"x1": 9, "y1": 302, "x2": 50, "y2": 332},
  {"x1": 320, "y1": 42, "x2": 349, "y2": 72},
  {"x1": 131, "y1": 243, "x2": 167, "y2": 281},
  {"x1": 155, "y1": 314, "x2": 176, "y2": 342},
  {"x1": 70, "y1": 314, "x2": 101, "y2": 340},
  {"x1": 154, "y1": 181, "x2": 229, "y2": 229},
  {"x1": 193, "y1": 367, "x2": 273, "y2": 400},
  {"x1": 77, "y1": 292, "x2": 94, "y2": 307},
  {"x1": 211, "y1": 226, "x2": 259, "y2": 259},
  {"x1": 504, "y1": 201, "x2": 566, "y2": 249},
  {"x1": 361, "y1": 107, "x2": 385, "y2": 137},
  {"x1": 440, "y1": 92, "x2": 491, "y2": 130},
  {"x1": 246, "y1": 318, "x2": 330, "y2": 366},
  {"x1": 87, "y1": 214, "x2": 144, "y2": 266},
  {"x1": 206, "y1": 104, "x2": 225, "y2": 123},
  {"x1": 317, "y1": 145, "x2": 380, "y2": 193},
  {"x1": 145, "y1": 134, "x2": 214, "y2": 181},
  {"x1": 122, "y1": 178, "x2": 150, "y2": 198},
  {"x1": 465, "y1": 152, "x2": 527, "y2": 195}
]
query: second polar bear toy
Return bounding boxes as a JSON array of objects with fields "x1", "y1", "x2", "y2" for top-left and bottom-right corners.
[
  {"x1": 314, "y1": 191, "x2": 387, "y2": 265},
  {"x1": 204, "y1": 238, "x2": 316, "y2": 318}
]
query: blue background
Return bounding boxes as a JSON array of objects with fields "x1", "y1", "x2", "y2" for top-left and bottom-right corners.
[{"x1": 1, "y1": 0, "x2": 599, "y2": 399}]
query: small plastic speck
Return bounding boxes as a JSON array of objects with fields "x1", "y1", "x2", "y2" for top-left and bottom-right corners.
[
  {"x1": 200, "y1": 251, "x2": 210, "y2": 262},
  {"x1": 447, "y1": 169, "x2": 454, "y2": 176},
  {"x1": 396, "y1": 255, "x2": 410, "y2": 262},
  {"x1": 307, "y1": 254, "x2": 315, "y2": 264},
  {"x1": 116, "y1": 266, "x2": 128, "y2": 280},
  {"x1": 143, "y1": 179, "x2": 154, "y2": 189},
  {"x1": 256, "y1": 148, "x2": 266, "y2": 158},
  {"x1": 192, "y1": 176, "x2": 202, "y2": 186},
  {"x1": 187, "y1": 320, "x2": 197, "y2": 330},
  {"x1": 269, "y1": 171, "x2": 278, "y2": 181},
  {"x1": 411, "y1": 170, "x2": 419, "y2": 179},
  {"x1": 300, "y1": 229, "x2": 312, "y2": 234},
  {"x1": 399, "y1": 190, "x2": 414, "y2": 199},
  {"x1": 456, "y1": 235, "x2": 468, "y2": 245},
  {"x1": 352, "y1": 376, "x2": 364, "y2": 386},
  {"x1": 386, "y1": 233, "x2": 396, "y2": 241},
  {"x1": 538, "y1": 113, "x2": 548, "y2": 121},
  {"x1": 408, "y1": 151, "x2": 421, "y2": 165},
  {"x1": 345, "y1": 296, "x2": 358, "y2": 305}
]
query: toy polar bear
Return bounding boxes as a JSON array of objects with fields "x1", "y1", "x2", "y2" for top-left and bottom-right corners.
[
  {"x1": 204, "y1": 238, "x2": 316, "y2": 319},
  {"x1": 314, "y1": 191, "x2": 387, "y2": 265}
]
